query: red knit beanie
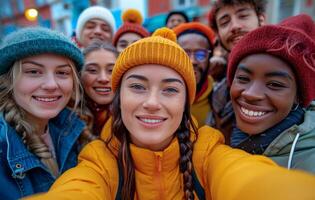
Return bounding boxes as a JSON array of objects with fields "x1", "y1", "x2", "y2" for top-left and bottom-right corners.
[
  {"x1": 112, "y1": 9, "x2": 150, "y2": 46},
  {"x1": 173, "y1": 22, "x2": 216, "y2": 45},
  {"x1": 227, "y1": 14, "x2": 315, "y2": 107}
]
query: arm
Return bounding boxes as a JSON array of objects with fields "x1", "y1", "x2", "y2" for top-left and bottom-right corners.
[
  {"x1": 197, "y1": 126, "x2": 315, "y2": 200},
  {"x1": 24, "y1": 140, "x2": 118, "y2": 200}
]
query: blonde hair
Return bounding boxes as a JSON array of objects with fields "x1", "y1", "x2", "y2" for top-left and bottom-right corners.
[{"x1": 1, "y1": 59, "x2": 84, "y2": 177}]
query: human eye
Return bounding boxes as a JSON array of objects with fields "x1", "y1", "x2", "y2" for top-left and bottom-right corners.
[
  {"x1": 56, "y1": 68, "x2": 72, "y2": 77},
  {"x1": 235, "y1": 74, "x2": 250, "y2": 84},
  {"x1": 85, "y1": 23, "x2": 95, "y2": 29},
  {"x1": 218, "y1": 18, "x2": 230, "y2": 28},
  {"x1": 195, "y1": 50, "x2": 207, "y2": 61},
  {"x1": 129, "y1": 83, "x2": 146, "y2": 92},
  {"x1": 85, "y1": 66, "x2": 98, "y2": 74},
  {"x1": 267, "y1": 81, "x2": 288, "y2": 90},
  {"x1": 163, "y1": 87, "x2": 179, "y2": 95}
]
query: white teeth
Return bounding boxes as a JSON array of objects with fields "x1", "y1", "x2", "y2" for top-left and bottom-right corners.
[
  {"x1": 141, "y1": 118, "x2": 163, "y2": 124},
  {"x1": 95, "y1": 88, "x2": 111, "y2": 92},
  {"x1": 241, "y1": 107, "x2": 266, "y2": 117},
  {"x1": 35, "y1": 97, "x2": 59, "y2": 102}
]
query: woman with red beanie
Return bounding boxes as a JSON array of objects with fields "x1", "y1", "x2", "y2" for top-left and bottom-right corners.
[
  {"x1": 113, "y1": 9, "x2": 150, "y2": 53},
  {"x1": 228, "y1": 14, "x2": 315, "y2": 173}
]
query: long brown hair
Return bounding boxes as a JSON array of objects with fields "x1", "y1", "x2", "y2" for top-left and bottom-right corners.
[{"x1": 109, "y1": 85, "x2": 198, "y2": 200}]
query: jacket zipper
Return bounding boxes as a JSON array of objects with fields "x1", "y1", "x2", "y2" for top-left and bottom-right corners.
[{"x1": 155, "y1": 153, "x2": 164, "y2": 200}]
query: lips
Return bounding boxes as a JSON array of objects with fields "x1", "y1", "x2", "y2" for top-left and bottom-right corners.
[
  {"x1": 33, "y1": 96, "x2": 61, "y2": 102},
  {"x1": 240, "y1": 107, "x2": 266, "y2": 117},
  {"x1": 136, "y1": 115, "x2": 167, "y2": 127},
  {"x1": 93, "y1": 87, "x2": 111, "y2": 95},
  {"x1": 228, "y1": 32, "x2": 247, "y2": 44}
]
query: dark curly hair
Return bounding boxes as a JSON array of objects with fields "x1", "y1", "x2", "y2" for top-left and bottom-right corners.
[{"x1": 208, "y1": 0, "x2": 267, "y2": 32}]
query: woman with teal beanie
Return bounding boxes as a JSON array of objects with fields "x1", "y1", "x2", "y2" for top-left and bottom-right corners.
[{"x1": 0, "y1": 27, "x2": 89, "y2": 199}]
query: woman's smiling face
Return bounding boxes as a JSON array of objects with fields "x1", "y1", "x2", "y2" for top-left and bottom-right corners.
[
  {"x1": 119, "y1": 64, "x2": 187, "y2": 151},
  {"x1": 230, "y1": 53, "x2": 297, "y2": 135}
]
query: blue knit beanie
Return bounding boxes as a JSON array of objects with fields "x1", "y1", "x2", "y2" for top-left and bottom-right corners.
[{"x1": 0, "y1": 27, "x2": 84, "y2": 75}]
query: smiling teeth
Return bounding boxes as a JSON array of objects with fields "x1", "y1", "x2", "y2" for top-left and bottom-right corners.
[
  {"x1": 141, "y1": 118, "x2": 163, "y2": 124},
  {"x1": 95, "y1": 88, "x2": 111, "y2": 92},
  {"x1": 35, "y1": 97, "x2": 59, "y2": 102},
  {"x1": 241, "y1": 107, "x2": 266, "y2": 117}
]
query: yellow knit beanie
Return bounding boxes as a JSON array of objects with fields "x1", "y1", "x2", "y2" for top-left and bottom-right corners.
[{"x1": 112, "y1": 27, "x2": 196, "y2": 104}]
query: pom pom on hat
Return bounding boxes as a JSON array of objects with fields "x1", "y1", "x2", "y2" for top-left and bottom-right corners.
[
  {"x1": 227, "y1": 14, "x2": 315, "y2": 107},
  {"x1": 112, "y1": 27, "x2": 196, "y2": 104},
  {"x1": 76, "y1": 6, "x2": 116, "y2": 44},
  {"x1": 113, "y1": 8, "x2": 150, "y2": 46},
  {"x1": 152, "y1": 27, "x2": 177, "y2": 42},
  {"x1": 0, "y1": 27, "x2": 84, "y2": 75},
  {"x1": 122, "y1": 8, "x2": 143, "y2": 25}
]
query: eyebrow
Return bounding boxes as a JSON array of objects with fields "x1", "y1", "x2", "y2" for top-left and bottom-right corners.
[
  {"x1": 218, "y1": 7, "x2": 251, "y2": 21},
  {"x1": 235, "y1": 7, "x2": 252, "y2": 14},
  {"x1": 126, "y1": 74, "x2": 184, "y2": 85},
  {"x1": 22, "y1": 61, "x2": 71, "y2": 68},
  {"x1": 237, "y1": 64, "x2": 294, "y2": 80}
]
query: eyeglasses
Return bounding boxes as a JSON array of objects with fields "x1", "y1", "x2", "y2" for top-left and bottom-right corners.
[{"x1": 184, "y1": 49, "x2": 212, "y2": 62}]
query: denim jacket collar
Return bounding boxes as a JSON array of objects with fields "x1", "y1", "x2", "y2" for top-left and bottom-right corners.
[{"x1": 2, "y1": 108, "x2": 84, "y2": 177}]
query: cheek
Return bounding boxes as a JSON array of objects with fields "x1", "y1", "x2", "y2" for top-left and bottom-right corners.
[
  {"x1": 60, "y1": 78, "x2": 74, "y2": 95},
  {"x1": 81, "y1": 74, "x2": 95, "y2": 89}
]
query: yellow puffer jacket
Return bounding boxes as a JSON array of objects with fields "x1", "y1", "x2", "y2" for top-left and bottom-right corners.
[
  {"x1": 26, "y1": 125, "x2": 315, "y2": 200},
  {"x1": 191, "y1": 76, "x2": 214, "y2": 127}
]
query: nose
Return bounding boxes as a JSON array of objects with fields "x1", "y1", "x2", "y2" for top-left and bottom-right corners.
[
  {"x1": 230, "y1": 17, "x2": 242, "y2": 33},
  {"x1": 142, "y1": 90, "x2": 161, "y2": 111},
  {"x1": 42, "y1": 73, "x2": 58, "y2": 90},
  {"x1": 242, "y1": 82, "x2": 265, "y2": 101},
  {"x1": 97, "y1": 70, "x2": 110, "y2": 84},
  {"x1": 93, "y1": 25, "x2": 103, "y2": 35}
]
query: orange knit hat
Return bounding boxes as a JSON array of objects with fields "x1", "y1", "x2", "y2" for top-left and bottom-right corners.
[
  {"x1": 112, "y1": 27, "x2": 196, "y2": 104},
  {"x1": 112, "y1": 9, "x2": 150, "y2": 46},
  {"x1": 173, "y1": 22, "x2": 216, "y2": 45}
]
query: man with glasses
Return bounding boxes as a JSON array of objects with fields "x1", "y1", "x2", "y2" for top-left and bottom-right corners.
[{"x1": 174, "y1": 22, "x2": 216, "y2": 127}]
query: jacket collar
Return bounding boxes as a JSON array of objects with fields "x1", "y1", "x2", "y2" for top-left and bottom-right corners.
[
  {"x1": 2, "y1": 108, "x2": 84, "y2": 176},
  {"x1": 130, "y1": 137, "x2": 180, "y2": 176},
  {"x1": 264, "y1": 110, "x2": 315, "y2": 156}
]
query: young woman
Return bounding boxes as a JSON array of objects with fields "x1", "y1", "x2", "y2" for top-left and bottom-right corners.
[
  {"x1": 26, "y1": 28, "x2": 315, "y2": 200},
  {"x1": 80, "y1": 41, "x2": 118, "y2": 138},
  {"x1": 228, "y1": 14, "x2": 315, "y2": 173},
  {"x1": 0, "y1": 27, "x2": 86, "y2": 198}
]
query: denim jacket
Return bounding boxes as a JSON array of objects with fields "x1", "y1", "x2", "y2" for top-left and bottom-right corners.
[{"x1": 0, "y1": 108, "x2": 85, "y2": 199}]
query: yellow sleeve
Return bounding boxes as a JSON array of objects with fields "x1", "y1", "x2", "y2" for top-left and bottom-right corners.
[
  {"x1": 24, "y1": 140, "x2": 118, "y2": 200},
  {"x1": 197, "y1": 126, "x2": 315, "y2": 200}
]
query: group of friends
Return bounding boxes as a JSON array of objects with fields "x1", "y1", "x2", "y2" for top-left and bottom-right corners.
[{"x1": 0, "y1": 0, "x2": 315, "y2": 199}]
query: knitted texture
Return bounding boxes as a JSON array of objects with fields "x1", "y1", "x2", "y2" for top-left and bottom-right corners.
[
  {"x1": 76, "y1": 6, "x2": 116, "y2": 44},
  {"x1": 0, "y1": 27, "x2": 84, "y2": 75},
  {"x1": 112, "y1": 9, "x2": 150, "y2": 46},
  {"x1": 173, "y1": 22, "x2": 216, "y2": 45},
  {"x1": 227, "y1": 14, "x2": 315, "y2": 107},
  {"x1": 112, "y1": 27, "x2": 196, "y2": 104}
]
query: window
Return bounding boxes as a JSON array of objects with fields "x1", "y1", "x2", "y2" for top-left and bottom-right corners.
[
  {"x1": 173, "y1": 0, "x2": 197, "y2": 9},
  {"x1": 16, "y1": 0, "x2": 24, "y2": 13},
  {"x1": 0, "y1": 1, "x2": 13, "y2": 18}
]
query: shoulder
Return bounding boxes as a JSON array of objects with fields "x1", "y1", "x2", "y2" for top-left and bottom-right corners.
[{"x1": 78, "y1": 139, "x2": 118, "y2": 179}]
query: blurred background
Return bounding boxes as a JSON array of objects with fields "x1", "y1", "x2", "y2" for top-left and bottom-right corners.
[{"x1": 1, "y1": 0, "x2": 314, "y2": 40}]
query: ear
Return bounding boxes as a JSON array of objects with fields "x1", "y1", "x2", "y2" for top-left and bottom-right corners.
[{"x1": 258, "y1": 14, "x2": 266, "y2": 26}]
